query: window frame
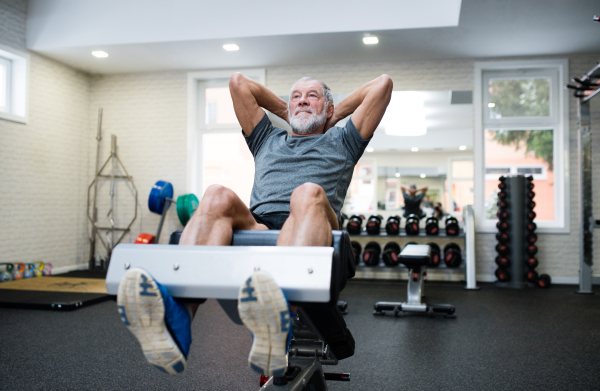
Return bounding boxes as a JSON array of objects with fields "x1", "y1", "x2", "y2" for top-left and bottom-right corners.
[
  {"x1": 0, "y1": 43, "x2": 29, "y2": 124},
  {"x1": 474, "y1": 59, "x2": 569, "y2": 234},
  {"x1": 0, "y1": 55, "x2": 11, "y2": 113},
  {"x1": 186, "y1": 68, "x2": 265, "y2": 196}
]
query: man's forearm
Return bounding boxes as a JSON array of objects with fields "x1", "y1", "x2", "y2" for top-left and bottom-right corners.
[
  {"x1": 236, "y1": 74, "x2": 289, "y2": 122},
  {"x1": 331, "y1": 76, "x2": 388, "y2": 123}
]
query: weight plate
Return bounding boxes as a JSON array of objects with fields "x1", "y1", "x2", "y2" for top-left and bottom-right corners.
[
  {"x1": 177, "y1": 194, "x2": 199, "y2": 226},
  {"x1": 148, "y1": 180, "x2": 174, "y2": 214}
]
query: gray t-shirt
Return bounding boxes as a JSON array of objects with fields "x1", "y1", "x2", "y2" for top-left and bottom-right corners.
[{"x1": 244, "y1": 113, "x2": 370, "y2": 218}]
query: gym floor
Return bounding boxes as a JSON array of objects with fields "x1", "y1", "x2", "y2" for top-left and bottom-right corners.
[{"x1": 1, "y1": 277, "x2": 600, "y2": 390}]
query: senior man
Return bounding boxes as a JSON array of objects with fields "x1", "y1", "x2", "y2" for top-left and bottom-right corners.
[{"x1": 117, "y1": 73, "x2": 393, "y2": 377}]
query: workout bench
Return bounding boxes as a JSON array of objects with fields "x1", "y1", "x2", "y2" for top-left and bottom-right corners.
[
  {"x1": 106, "y1": 230, "x2": 355, "y2": 390},
  {"x1": 373, "y1": 244, "x2": 455, "y2": 318}
]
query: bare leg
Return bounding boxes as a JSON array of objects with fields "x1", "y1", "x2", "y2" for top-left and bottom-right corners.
[
  {"x1": 179, "y1": 185, "x2": 266, "y2": 316},
  {"x1": 276, "y1": 183, "x2": 339, "y2": 313},
  {"x1": 277, "y1": 183, "x2": 339, "y2": 247}
]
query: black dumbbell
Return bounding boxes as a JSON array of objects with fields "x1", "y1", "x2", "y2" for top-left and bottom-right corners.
[
  {"x1": 425, "y1": 217, "x2": 439, "y2": 236},
  {"x1": 405, "y1": 214, "x2": 420, "y2": 236},
  {"x1": 527, "y1": 191, "x2": 535, "y2": 199},
  {"x1": 382, "y1": 242, "x2": 401, "y2": 267},
  {"x1": 366, "y1": 215, "x2": 383, "y2": 235},
  {"x1": 526, "y1": 245, "x2": 538, "y2": 256},
  {"x1": 445, "y1": 216, "x2": 460, "y2": 236},
  {"x1": 527, "y1": 200, "x2": 536, "y2": 209},
  {"x1": 526, "y1": 211, "x2": 536, "y2": 220},
  {"x1": 428, "y1": 242, "x2": 441, "y2": 267},
  {"x1": 495, "y1": 268, "x2": 511, "y2": 282},
  {"x1": 498, "y1": 190, "x2": 508, "y2": 200},
  {"x1": 526, "y1": 222, "x2": 537, "y2": 232},
  {"x1": 340, "y1": 213, "x2": 348, "y2": 228},
  {"x1": 526, "y1": 233, "x2": 537, "y2": 244},
  {"x1": 499, "y1": 176, "x2": 506, "y2": 183},
  {"x1": 526, "y1": 257, "x2": 539, "y2": 269},
  {"x1": 346, "y1": 215, "x2": 364, "y2": 235},
  {"x1": 362, "y1": 242, "x2": 381, "y2": 266},
  {"x1": 443, "y1": 243, "x2": 462, "y2": 267},
  {"x1": 496, "y1": 232, "x2": 509, "y2": 243},
  {"x1": 495, "y1": 243, "x2": 509, "y2": 256},
  {"x1": 527, "y1": 181, "x2": 535, "y2": 190},
  {"x1": 497, "y1": 200, "x2": 509, "y2": 209},
  {"x1": 350, "y1": 241, "x2": 362, "y2": 266},
  {"x1": 495, "y1": 255, "x2": 509, "y2": 268},
  {"x1": 526, "y1": 270, "x2": 539, "y2": 283},
  {"x1": 385, "y1": 215, "x2": 401, "y2": 236},
  {"x1": 497, "y1": 221, "x2": 509, "y2": 232},
  {"x1": 497, "y1": 210, "x2": 509, "y2": 220},
  {"x1": 537, "y1": 274, "x2": 551, "y2": 288},
  {"x1": 498, "y1": 182, "x2": 507, "y2": 190}
]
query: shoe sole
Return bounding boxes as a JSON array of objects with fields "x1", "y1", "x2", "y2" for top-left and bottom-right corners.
[
  {"x1": 238, "y1": 272, "x2": 290, "y2": 377},
  {"x1": 117, "y1": 268, "x2": 187, "y2": 375}
]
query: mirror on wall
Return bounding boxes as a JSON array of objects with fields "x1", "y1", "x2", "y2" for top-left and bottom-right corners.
[{"x1": 342, "y1": 90, "x2": 474, "y2": 219}]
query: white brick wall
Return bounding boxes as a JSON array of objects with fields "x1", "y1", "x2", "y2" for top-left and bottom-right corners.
[{"x1": 0, "y1": 0, "x2": 91, "y2": 271}]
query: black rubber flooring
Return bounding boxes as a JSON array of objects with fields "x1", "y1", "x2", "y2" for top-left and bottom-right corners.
[{"x1": 1, "y1": 279, "x2": 599, "y2": 390}]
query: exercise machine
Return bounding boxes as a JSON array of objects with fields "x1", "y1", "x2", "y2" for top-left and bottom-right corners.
[
  {"x1": 106, "y1": 230, "x2": 355, "y2": 390},
  {"x1": 373, "y1": 244, "x2": 455, "y2": 317}
]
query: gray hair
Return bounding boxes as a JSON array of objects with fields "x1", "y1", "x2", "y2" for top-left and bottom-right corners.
[{"x1": 289, "y1": 77, "x2": 333, "y2": 107}]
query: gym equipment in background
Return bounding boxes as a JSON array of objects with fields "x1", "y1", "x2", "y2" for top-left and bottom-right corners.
[
  {"x1": 443, "y1": 243, "x2": 462, "y2": 268},
  {"x1": 87, "y1": 108, "x2": 138, "y2": 271},
  {"x1": 345, "y1": 215, "x2": 364, "y2": 235},
  {"x1": 347, "y1": 206, "x2": 478, "y2": 290},
  {"x1": 373, "y1": 244, "x2": 455, "y2": 318},
  {"x1": 385, "y1": 215, "x2": 401, "y2": 235},
  {"x1": 493, "y1": 175, "x2": 550, "y2": 288},
  {"x1": 427, "y1": 243, "x2": 441, "y2": 267},
  {"x1": 366, "y1": 215, "x2": 383, "y2": 235},
  {"x1": 405, "y1": 214, "x2": 420, "y2": 235},
  {"x1": 106, "y1": 230, "x2": 355, "y2": 390},
  {"x1": 565, "y1": 61, "x2": 600, "y2": 294},
  {"x1": 350, "y1": 241, "x2": 362, "y2": 265},
  {"x1": 135, "y1": 181, "x2": 199, "y2": 244},
  {"x1": 382, "y1": 242, "x2": 401, "y2": 267},
  {"x1": 425, "y1": 217, "x2": 439, "y2": 235},
  {"x1": 362, "y1": 242, "x2": 381, "y2": 266},
  {"x1": 445, "y1": 216, "x2": 459, "y2": 236}
]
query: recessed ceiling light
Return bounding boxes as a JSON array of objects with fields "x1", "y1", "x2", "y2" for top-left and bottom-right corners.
[
  {"x1": 92, "y1": 51, "x2": 108, "y2": 58},
  {"x1": 366, "y1": 147, "x2": 374, "y2": 152},
  {"x1": 488, "y1": 103, "x2": 496, "y2": 108},
  {"x1": 411, "y1": 147, "x2": 419, "y2": 152},
  {"x1": 223, "y1": 44, "x2": 239, "y2": 51},
  {"x1": 363, "y1": 36, "x2": 378, "y2": 45},
  {"x1": 420, "y1": 174, "x2": 427, "y2": 178},
  {"x1": 459, "y1": 145, "x2": 467, "y2": 150},
  {"x1": 395, "y1": 173, "x2": 400, "y2": 177}
]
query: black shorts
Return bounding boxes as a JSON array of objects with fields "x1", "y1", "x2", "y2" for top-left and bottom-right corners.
[{"x1": 251, "y1": 212, "x2": 290, "y2": 230}]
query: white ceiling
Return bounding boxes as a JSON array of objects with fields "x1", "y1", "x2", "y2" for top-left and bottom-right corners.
[{"x1": 25, "y1": 0, "x2": 600, "y2": 74}]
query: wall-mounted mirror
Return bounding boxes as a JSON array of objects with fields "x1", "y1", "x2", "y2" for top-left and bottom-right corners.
[{"x1": 341, "y1": 90, "x2": 474, "y2": 219}]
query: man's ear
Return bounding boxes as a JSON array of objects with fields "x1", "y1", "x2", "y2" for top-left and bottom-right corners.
[{"x1": 327, "y1": 103, "x2": 334, "y2": 118}]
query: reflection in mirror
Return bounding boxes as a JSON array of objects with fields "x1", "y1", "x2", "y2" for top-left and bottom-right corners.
[{"x1": 341, "y1": 91, "x2": 474, "y2": 220}]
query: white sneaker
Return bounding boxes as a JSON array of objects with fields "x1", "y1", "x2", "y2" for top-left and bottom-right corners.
[
  {"x1": 117, "y1": 268, "x2": 188, "y2": 375},
  {"x1": 238, "y1": 272, "x2": 291, "y2": 377}
]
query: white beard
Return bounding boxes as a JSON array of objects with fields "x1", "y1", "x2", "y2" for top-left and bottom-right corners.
[{"x1": 289, "y1": 106, "x2": 328, "y2": 135}]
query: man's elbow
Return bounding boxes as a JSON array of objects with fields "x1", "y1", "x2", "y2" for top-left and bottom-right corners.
[{"x1": 229, "y1": 72, "x2": 246, "y2": 91}]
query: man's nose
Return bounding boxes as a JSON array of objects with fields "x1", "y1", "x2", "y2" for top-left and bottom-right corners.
[{"x1": 298, "y1": 95, "x2": 309, "y2": 105}]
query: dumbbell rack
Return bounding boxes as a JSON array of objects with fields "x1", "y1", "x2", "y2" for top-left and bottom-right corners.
[{"x1": 347, "y1": 206, "x2": 477, "y2": 289}]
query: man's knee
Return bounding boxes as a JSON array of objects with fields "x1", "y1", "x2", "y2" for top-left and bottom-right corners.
[
  {"x1": 196, "y1": 185, "x2": 239, "y2": 217},
  {"x1": 290, "y1": 183, "x2": 328, "y2": 211}
]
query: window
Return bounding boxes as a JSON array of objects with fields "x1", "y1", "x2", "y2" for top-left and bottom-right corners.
[
  {"x1": 343, "y1": 159, "x2": 377, "y2": 214},
  {"x1": 0, "y1": 56, "x2": 11, "y2": 113},
  {"x1": 474, "y1": 60, "x2": 569, "y2": 232},
  {"x1": 447, "y1": 157, "x2": 474, "y2": 216},
  {"x1": 187, "y1": 69, "x2": 266, "y2": 204},
  {"x1": 0, "y1": 44, "x2": 29, "y2": 123}
]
